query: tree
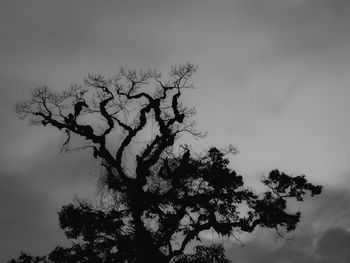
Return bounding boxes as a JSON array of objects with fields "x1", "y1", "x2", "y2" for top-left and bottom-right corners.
[{"x1": 12, "y1": 63, "x2": 322, "y2": 263}]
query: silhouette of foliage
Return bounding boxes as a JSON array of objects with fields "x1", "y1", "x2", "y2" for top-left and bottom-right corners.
[
  {"x1": 12, "y1": 63, "x2": 322, "y2": 263},
  {"x1": 8, "y1": 253, "x2": 45, "y2": 263},
  {"x1": 172, "y1": 244, "x2": 231, "y2": 263}
]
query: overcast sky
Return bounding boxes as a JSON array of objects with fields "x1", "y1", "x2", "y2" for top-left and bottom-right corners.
[{"x1": 1, "y1": 0, "x2": 350, "y2": 262}]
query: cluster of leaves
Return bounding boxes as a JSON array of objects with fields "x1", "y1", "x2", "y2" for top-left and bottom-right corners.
[
  {"x1": 172, "y1": 244, "x2": 231, "y2": 263},
  {"x1": 10, "y1": 244, "x2": 231, "y2": 263},
  {"x1": 11, "y1": 64, "x2": 322, "y2": 263}
]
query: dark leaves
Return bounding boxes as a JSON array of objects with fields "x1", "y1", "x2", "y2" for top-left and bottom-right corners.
[
  {"x1": 173, "y1": 244, "x2": 231, "y2": 263},
  {"x1": 58, "y1": 202, "x2": 124, "y2": 242}
]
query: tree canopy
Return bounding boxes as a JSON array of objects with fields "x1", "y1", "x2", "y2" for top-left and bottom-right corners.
[{"x1": 12, "y1": 63, "x2": 322, "y2": 263}]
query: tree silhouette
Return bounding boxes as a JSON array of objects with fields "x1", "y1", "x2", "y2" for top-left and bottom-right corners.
[{"x1": 12, "y1": 63, "x2": 322, "y2": 263}]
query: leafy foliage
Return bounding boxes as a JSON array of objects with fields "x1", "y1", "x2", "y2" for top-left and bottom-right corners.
[
  {"x1": 11, "y1": 64, "x2": 322, "y2": 263},
  {"x1": 8, "y1": 253, "x2": 45, "y2": 263},
  {"x1": 172, "y1": 244, "x2": 231, "y2": 263}
]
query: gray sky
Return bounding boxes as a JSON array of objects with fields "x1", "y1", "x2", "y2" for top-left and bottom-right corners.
[{"x1": 1, "y1": 0, "x2": 350, "y2": 262}]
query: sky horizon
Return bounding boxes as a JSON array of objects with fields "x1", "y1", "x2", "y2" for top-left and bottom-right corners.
[{"x1": 2, "y1": 1, "x2": 350, "y2": 262}]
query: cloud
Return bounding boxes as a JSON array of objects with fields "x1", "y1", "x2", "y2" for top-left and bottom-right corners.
[
  {"x1": 256, "y1": 0, "x2": 350, "y2": 55},
  {"x1": 0, "y1": 145, "x2": 101, "y2": 262},
  {"x1": 0, "y1": 173, "x2": 66, "y2": 262},
  {"x1": 0, "y1": 129, "x2": 100, "y2": 262},
  {"x1": 314, "y1": 228, "x2": 350, "y2": 262}
]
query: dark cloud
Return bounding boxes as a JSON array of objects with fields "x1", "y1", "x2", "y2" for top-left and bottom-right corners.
[
  {"x1": 0, "y1": 147, "x2": 100, "y2": 262},
  {"x1": 0, "y1": 128, "x2": 100, "y2": 262},
  {"x1": 0, "y1": 173, "x2": 67, "y2": 262},
  {"x1": 315, "y1": 228, "x2": 350, "y2": 262}
]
